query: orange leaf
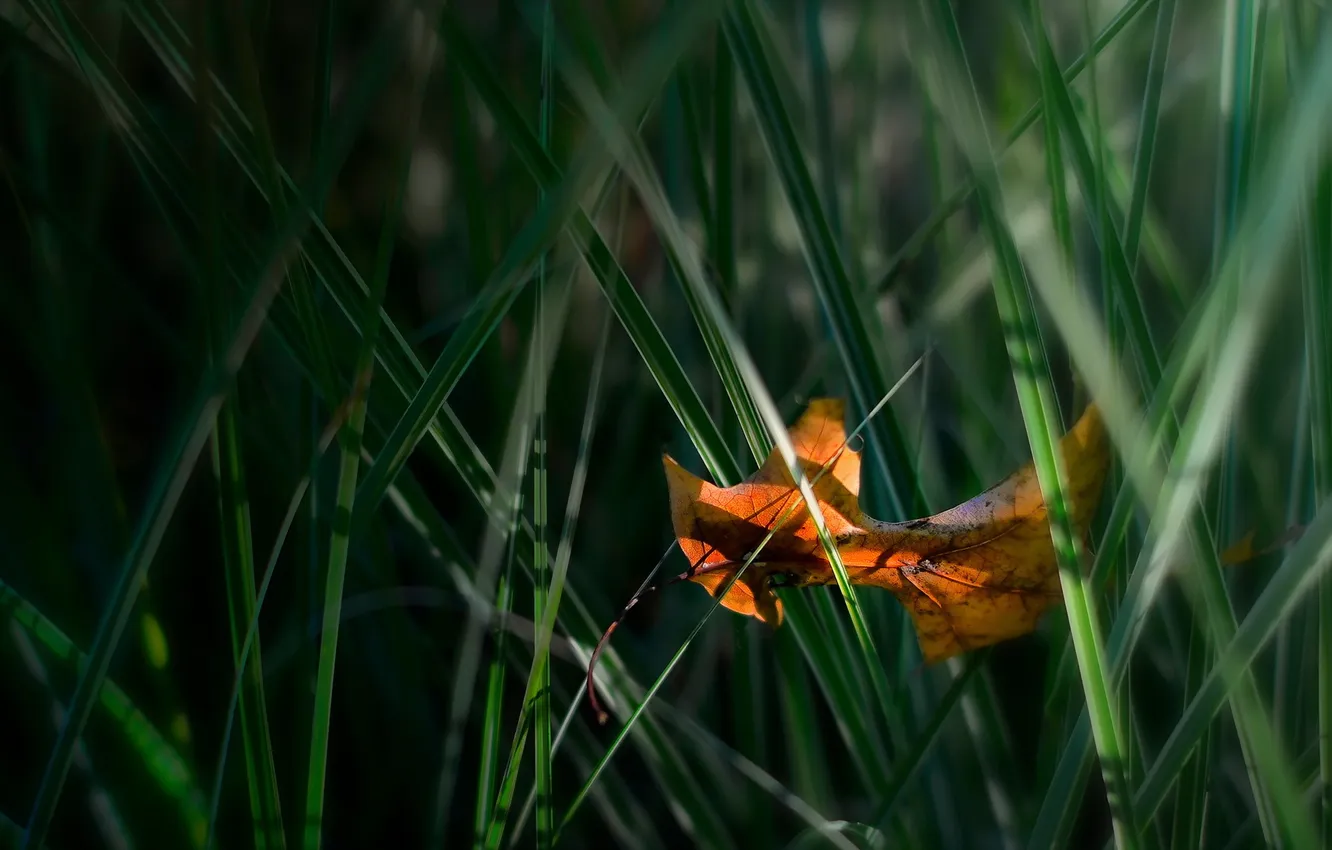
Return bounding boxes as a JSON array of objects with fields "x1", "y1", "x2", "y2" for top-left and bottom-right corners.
[{"x1": 664, "y1": 399, "x2": 1110, "y2": 663}]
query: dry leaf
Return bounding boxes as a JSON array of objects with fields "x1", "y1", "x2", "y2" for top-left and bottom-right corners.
[{"x1": 663, "y1": 399, "x2": 1109, "y2": 663}]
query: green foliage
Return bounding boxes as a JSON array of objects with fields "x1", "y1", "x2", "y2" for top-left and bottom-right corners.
[{"x1": 1, "y1": 0, "x2": 1329, "y2": 847}]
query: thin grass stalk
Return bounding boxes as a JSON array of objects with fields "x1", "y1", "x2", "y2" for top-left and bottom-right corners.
[
  {"x1": 532, "y1": 4, "x2": 556, "y2": 845},
  {"x1": 471, "y1": 533, "x2": 518, "y2": 848},
  {"x1": 301, "y1": 10, "x2": 439, "y2": 845},
  {"x1": 507, "y1": 306, "x2": 612, "y2": 844},
  {"x1": 456, "y1": 276, "x2": 571, "y2": 850},
  {"x1": 196, "y1": 8, "x2": 285, "y2": 839}
]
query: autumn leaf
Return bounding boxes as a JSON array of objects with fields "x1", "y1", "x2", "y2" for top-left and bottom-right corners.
[{"x1": 662, "y1": 399, "x2": 1110, "y2": 664}]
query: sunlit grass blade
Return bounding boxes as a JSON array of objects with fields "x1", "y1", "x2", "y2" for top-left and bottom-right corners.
[{"x1": 989, "y1": 216, "x2": 1136, "y2": 850}]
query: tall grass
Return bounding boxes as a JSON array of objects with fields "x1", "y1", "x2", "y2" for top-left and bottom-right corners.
[{"x1": 2, "y1": 0, "x2": 1330, "y2": 848}]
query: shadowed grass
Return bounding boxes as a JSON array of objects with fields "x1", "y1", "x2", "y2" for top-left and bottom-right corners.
[{"x1": 5, "y1": 0, "x2": 1331, "y2": 847}]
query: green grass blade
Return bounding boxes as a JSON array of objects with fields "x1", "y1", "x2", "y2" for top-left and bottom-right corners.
[
  {"x1": 1132, "y1": 495, "x2": 1332, "y2": 826},
  {"x1": 989, "y1": 221, "x2": 1138, "y2": 847},
  {"x1": 435, "y1": 3, "x2": 741, "y2": 487},
  {"x1": 532, "y1": 5, "x2": 555, "y2": 846},
  {"x1": 724, "y1": 0, "x2": 923, "y2": 521},
  {"x1": 194, "y1": 8, "x2": 285, "y2": 840},
  {"x1": 211, "y1": 405, "x2": 285, "y2": 849},
  {"x1": 0, "y1": 578, "x2": 207, "y2": 841},
  {"x1": 20, "y1": 241, "x2": 290, "y2": 850},
  {"x1": 876, "y1": 0, "x2": 1153, "y2": 294},
  {"x1": 1302, "y1": 120, "x2": 1332, "y2": 850},
  {"x1": 204, "y1": 397, "x2": 349, "y2": 849},
  {"x1": 908, "y1": 0, "x2": 1139, "y2": 843},
  {"x1": 428, "y1": 350, "x2": 540, "y2": 845},
  {"x1": 1123, "y1": 0, "x2": 1177, "y2": 270},
  {"x1": 357, "y1": 0, "x2": 730, "y2": 511},
  {"x1": 470, "y1": 535, "x2": 516, "y2": 849},
  {"x1": 462, "y1": 275, "x2": 574, "y2": 849},
  {"x1": 506, "y1": 308, "x2": 611, "y2": 845},
  {"x1": 870, "y1": 650, "x2": 988, "y2": 831},
  {"x1": 301, "y1": 13, "x2": 438, "y2": 844}
]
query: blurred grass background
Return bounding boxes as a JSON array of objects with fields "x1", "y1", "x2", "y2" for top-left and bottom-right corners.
[{"x1": 2, "y1": 0, "x2": 1331, "y2": 847}]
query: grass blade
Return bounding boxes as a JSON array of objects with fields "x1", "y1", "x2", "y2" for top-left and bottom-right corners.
[
  {"x1": 532, "y1": 5, "x2": 556, "y2": 846},
  {"x1": 356, "y1": 0, "x2": 729, "y2": 511},
  {"x1": 20, "y1": 235, "x2": 291, "y2": 850},
  {"x1": 302, "y1": 10, "x2": 439, "y2": 844},
  {"x1": 724, "y1": 0, "x2": 923, "y2": 521}
]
